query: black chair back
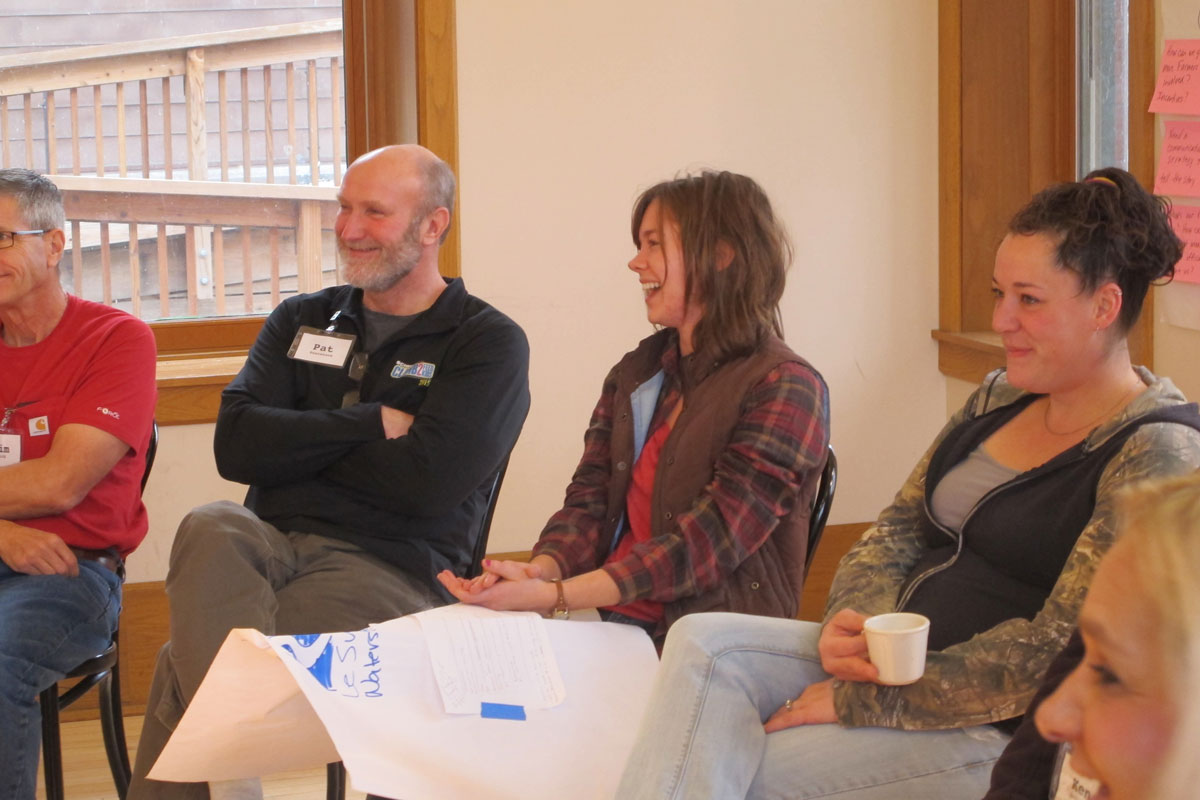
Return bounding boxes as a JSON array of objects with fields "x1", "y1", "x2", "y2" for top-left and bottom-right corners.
[
  {"x1": 468, "y1": 455, "x2": 511, "y2": 577},
  {"x1": 141, "y1": 419, "x2": 159, "y2": 494},
  {"x1": 804, "y1": 446, "x2": 837, "y2": 581},
  {"x1": 328, "y1": 452, "x2": 514, "y2": 800}
]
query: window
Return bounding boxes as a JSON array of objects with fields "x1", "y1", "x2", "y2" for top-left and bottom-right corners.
[
  {"x1": 0, "y1": 4, "x2": 350, "y2": 325},
  {"x1": 1078, "y1": 0, "x2": 1129, "y2": 174},
  {"x1": 0, "y1": 1, "x2": 459, "y2": 424}
]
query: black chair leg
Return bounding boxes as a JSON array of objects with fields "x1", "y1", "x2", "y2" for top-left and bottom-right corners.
[
  {"x1": 39, "y1": 685, "x2": 65, "y2": 800},
  {"x1": 99, "y1": 659, "x2": 132, "y2": 798},
  {"x1": 327, "y1": 761, "x2": 347, "y2": 800}
]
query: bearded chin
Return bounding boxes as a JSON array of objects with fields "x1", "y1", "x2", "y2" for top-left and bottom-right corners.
[{"x1": 340, "y1": 241, "x2": 420, "y2": 293}]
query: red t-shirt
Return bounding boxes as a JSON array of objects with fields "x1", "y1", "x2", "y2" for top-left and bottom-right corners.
[
  {"x1": 601, "y1": 420, "x2": 672, "y2": 623},
  {"x1": 0, "y1": 296, "x2": 157, "y2": 556}
]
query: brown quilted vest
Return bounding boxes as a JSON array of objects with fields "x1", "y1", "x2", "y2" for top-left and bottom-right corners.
[{"x1": 600, "y1": 331, "x2": 827, "y2": 636}]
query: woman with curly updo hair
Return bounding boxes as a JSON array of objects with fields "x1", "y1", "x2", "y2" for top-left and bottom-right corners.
[{"x1": 615, "y1": 167, "x2": 1200, "y2": 799}]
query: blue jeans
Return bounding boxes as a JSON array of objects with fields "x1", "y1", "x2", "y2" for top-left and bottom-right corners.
[
  {"x1": 617, "y1": 613, "x2": 1010, "y2": 799},
  {"x1": 0, "y1": 560, "x2": 122, "y2": 800}
]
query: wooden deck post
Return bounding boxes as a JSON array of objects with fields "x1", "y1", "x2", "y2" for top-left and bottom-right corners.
[
  {"x1": 186, "y1": 46, "x2": 214, "y2": 300},
  {"x1": 296, "y1": 198, "x2": 323, "y2": 293}
]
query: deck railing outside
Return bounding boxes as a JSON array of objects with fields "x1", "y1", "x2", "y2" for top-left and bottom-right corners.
[{"x1": 0, "y1": 19, "x2": 347, "y2": 321}]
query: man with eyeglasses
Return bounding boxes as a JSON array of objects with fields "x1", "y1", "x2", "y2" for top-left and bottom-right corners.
[{"x1": 0, "y1": 168, "x2": 157, "y2": 800}]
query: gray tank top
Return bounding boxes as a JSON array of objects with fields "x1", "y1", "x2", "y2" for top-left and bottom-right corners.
[{"x1": 929, "y1": 446, "x2": 1020, "y2": 533}]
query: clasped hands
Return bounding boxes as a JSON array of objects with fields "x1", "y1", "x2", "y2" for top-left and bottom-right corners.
[
  {"x1": 436, "y1": 556, "x2": 558, "y2": 614},
  {"x1": 762, "y1": 608, "x2": 882, "y2": 733},
  {"x1": 437, "y1": 569, "x2": 888, "y2": 736}
]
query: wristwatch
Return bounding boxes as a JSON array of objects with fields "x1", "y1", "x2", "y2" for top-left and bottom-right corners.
[{"x1": 550, "y1": 578, "x2": 570, "y2": 620}]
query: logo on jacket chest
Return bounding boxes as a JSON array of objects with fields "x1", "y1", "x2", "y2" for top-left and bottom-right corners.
[{"x1": 391, "y1": 361, "x2": 436, "y2": 385}]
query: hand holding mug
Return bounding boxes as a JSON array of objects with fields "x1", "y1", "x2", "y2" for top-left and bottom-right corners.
[{"x1": 818, "y1": 608, "x2": 879, "y2": 682}]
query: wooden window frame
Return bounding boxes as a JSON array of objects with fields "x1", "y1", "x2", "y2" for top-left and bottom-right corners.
[
  {"x1": 935, "y1": 0, "x2": 1157, "y2": 384},
  {"x1": 154, "y1": 0, "x2": 459, "y2": 425}
]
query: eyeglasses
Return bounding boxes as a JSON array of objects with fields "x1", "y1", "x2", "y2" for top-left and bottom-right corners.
[{"x1": 0, "y1": 230, "x2": 46, "y2": 250}]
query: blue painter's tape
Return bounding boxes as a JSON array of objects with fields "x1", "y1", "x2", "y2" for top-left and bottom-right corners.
[{"x1": 480, "y1": 702, "x2": 526, "y2": 721}]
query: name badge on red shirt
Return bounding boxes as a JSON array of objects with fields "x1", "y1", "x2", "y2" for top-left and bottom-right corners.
[
  {"x1": 0, "y1": 404, "x2": 25, "y2": 465},
  {"x1": 0, "y1": 428, "x2": 21, "y2": 465}
]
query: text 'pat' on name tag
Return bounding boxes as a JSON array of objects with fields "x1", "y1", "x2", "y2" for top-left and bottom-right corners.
[{"x1": 288, "y1": 326, "x2": 356, "y2": 369}]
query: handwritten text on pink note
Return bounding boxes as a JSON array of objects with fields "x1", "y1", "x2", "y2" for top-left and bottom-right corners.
[
  {"x1": 1150, "y1": 40, "x2": 1200, "y2": 115},
  {"x1": 1168, "y1": 206, "x2": 1200, "y2": 284},
  {"x1": 1155, "y1": 121, "x2": 1200, "y2": 197}
]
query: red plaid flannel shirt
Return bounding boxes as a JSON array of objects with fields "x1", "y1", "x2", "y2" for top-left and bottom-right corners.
[{"x1": 533, "y1": 345, "x2": 829, "y2": 604}]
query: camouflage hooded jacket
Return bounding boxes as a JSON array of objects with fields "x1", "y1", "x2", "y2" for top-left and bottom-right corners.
[{"x1": 826, "y1": 367, "x2": 1200, "y2": 730}]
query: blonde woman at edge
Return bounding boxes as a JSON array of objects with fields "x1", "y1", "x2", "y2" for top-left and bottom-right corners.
[{"x1": 1035, "y1": 473, "x2": 1200, "y2": 800}]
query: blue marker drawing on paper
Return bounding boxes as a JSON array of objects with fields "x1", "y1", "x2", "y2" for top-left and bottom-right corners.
[
  {"x1": 273, "y1": 630, "x2": 384, "y2": 699},
  {"x1": 275, "y1": 633, "x2": 336, "y2": 690}
]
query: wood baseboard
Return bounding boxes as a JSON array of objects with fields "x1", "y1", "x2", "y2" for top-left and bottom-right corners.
[
  {"x1": 798, "y1": 522, "x2": 870, "y2": 621},
  {"x1": 61, "y1": 525, "x2": 869, "y2": 723}
]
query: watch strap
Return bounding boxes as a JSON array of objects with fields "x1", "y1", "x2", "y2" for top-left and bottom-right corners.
[{"x1": 550, "y1": 578, "x2": 569, "y2": 620}]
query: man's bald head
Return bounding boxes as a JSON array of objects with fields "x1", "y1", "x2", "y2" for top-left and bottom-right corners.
[{"x1": 350, "y1": 145, "x2": 456, "y2": 243}]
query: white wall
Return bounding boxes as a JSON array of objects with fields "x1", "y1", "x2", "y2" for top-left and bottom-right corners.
[
  {"x1": 125, "y1": 424, "x2": 245, "y2": 583},
  {"x1": 457, "y1": 0, "x2": 945, "y2": 553},
  {"x1": 129, "y1": 0, "x2": 946, "y2": 581}
]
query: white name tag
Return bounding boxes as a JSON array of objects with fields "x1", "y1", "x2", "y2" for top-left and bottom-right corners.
[
  {"x1": 1052, "y1": 744, "x2": 1102, "y2": 800},
  {"x1": 287, "y1": 326, "x2": 356, "y2": 369},
  {"x1": 0, "y1": 432, "x2": 21, "y2": 466}
]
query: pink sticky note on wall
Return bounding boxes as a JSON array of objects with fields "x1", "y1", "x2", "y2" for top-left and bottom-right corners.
[
  {"x1": 1155, "y1": 121, "x2": 1200, "y2": 197},
  {"x1": 1150, "y1": 40, "x2": 1200, "y2": 115},
  {"x1": 1168, "y1": 205, "x2": 1200, "y2": 284}
]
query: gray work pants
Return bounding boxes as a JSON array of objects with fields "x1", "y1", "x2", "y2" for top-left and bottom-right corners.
[{"x1": 128, "y1": 500, "x2": 441, "y2": 800}]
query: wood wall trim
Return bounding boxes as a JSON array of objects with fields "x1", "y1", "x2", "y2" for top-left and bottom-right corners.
[
  {"x1": 799, "y1": 522, "x2": 870, "y2": 622},
  {"x1": 937, "y1": 0, "x2": 963, "y2": 334},
  {"x1": 344, "y1": 0, "x2": 460, "y2": 279},
  {"x1": 155, "y1": 355, "x2": 245, "y2": 425},
  {"x1": 152, "y1": 326, "x2": 251, "y2": 425},
  {"x1": 152, "y1": 315, "x2": 263, "y2": 357},
  {"x1": 1026, "y1": 1, "x2": 1075, "y2": 194},
  {"x1": 415, "y1": 0, "x2": 460, "y2": 279},
  {"x1": 342, "y1": 0, "x2": 413, "y2": 160},
  {"x1": 1129, "y1": 0, "x2": 1157, "y2": 369},
  {"x1": 931, "y1": 329, "x2": 1006, "y2": 385},
  {"x1": 937, "y1": 0, "x2": 1082, "y2": 384},
  {"x1": 69, "y1": 522, "x2": 871, "y2": 722}
]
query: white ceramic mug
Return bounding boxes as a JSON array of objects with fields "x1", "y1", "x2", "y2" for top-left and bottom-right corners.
[{"x1": 863, "y1": 612, "x2": 930, "y2": 685}]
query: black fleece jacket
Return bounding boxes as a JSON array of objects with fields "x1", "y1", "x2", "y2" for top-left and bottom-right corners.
[{"x1": 214, "y1": 279, "x2": 530, "y2": 600}]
